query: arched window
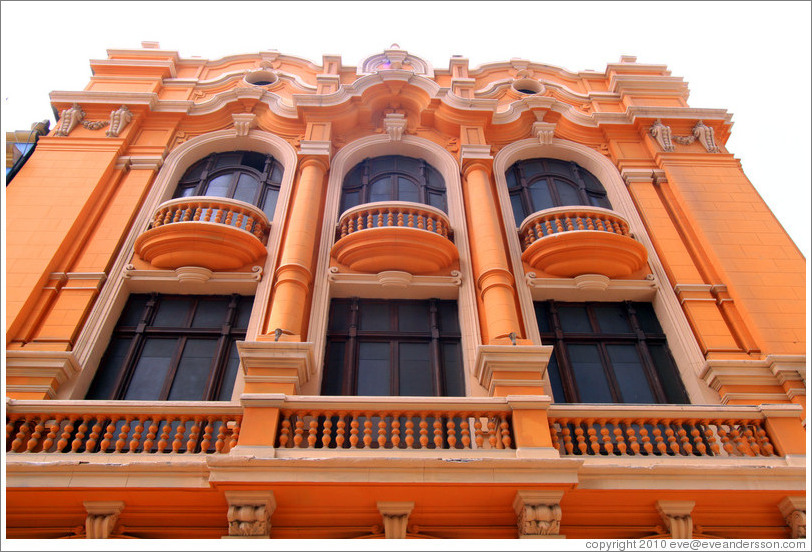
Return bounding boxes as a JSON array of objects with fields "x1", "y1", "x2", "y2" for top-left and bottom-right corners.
[
  {"x1": 172, "y1": 150, "x2": 284, "y2": 220},
  {"x1": 505, "y1": 158, "x2": 611, "y2": 225},
  {"x1": 340, "y1": 155, "x2": 447, "y2": 214}
]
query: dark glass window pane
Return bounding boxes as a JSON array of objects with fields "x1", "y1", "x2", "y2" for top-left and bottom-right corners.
[
  {"x1": 506, "y1": 169, "x2": 518, "y2": 189},
  {"x1": 594, "y1": 305, "x2": 631, "y2": 334},
  {"x1": 87, "y1": 337, "x2": 132, "y2": 399},
  {"x1": 261, "y1": 188, "x2": 279, "y2": 220},
  {"x1": 174, "y1": 185, "x2": 197, "y2": 198},
  {"x1": 397, "y1": 177, "x2": 419, "y2": 203},
  {"x1": 370, "y1": 156, "x2": 395, "y2": 174},
  {"x1": 328, "y1": 300, "x2": 351, "y2": 332},
  {"x1": 510, "y1": 193, "x2": 526, "y2": 226},
  {"x1": 204, "y1": 174, "x2": 232, "y2": 197},
  {"x1": 545, "y1": 352, "x2": 566, "y2": 403},
  {"x1": 398, "y1": 156, "x2": 420, "y2": 174},
  {"x1": 242, "y1": 152, "x2": 267, "y2": 172},
  {"x1": 428, "y1": 191, "x2": 446, "y2": 212},
  {"x1": 649, "y1": 344, "x2": 688, "y2": 404},
  {"x1": 522, "y1": 160, "x2": 545, "y2": 179},
  {"x1": 217, "y1": 342, "x2": 241, "y2": 401},
  {"x1": 118, "y1": 295, "x2": 149, "y2": 327},
  {"x1": 369, "y1": 178, "x2": 392, "y2": 203},
  {"x1": 398, "y1": 342, "x2": 432, "y2": 396},
  {"x1": 124, "y1": 338, "x2": 178, "y2": 400},
  {"x1": 322, "y1": 341, "x2": 347, "y2": 396},
  {"x1": 547, "y1": 159, "x2": 573, "y2": 178},
  {"x1": 357, "y1": 342, "x2": 390, "y2": 395},
  {"x1": 271, "y1": 163, "x2": 283, "y2": 182},
  {"x1": 438, "y1": 302, "x2": 460, "y2": 334},
  {"x1": 360, "y1": 302, "x2": 390, "y2": 331},
  {"x1": 340, "y1": 190, "x2": 360, "y2": 213},
  {"x1": 233, "y1": 297, "x2": 252, "y2": 329},
  {"x1": 398, "y1": 303, "x2": 427, "y2": 333},
  {"x1": 589, "y1": 193, "x2": 612, "y2": 209},
  {"x1": 442, "y1": 342, "x2": 465, "y2": 397},
  {"x1": 558, "y1": 306, "x2": 593, "y2": 333},
  {"x1": 534, "y1": 302, "x2": 551, "y2": 334},
  {"x1": 556, "y1": 179, "x2": 581, "y2": 206},
  {"x1": 153, "y1": 297, "x2": 192, "y2": 327},
  {"x1": 183, "y1": 160, "x2": 206, "y2": 181},
  {"x1": 568, "y1": 344, "x2": 613, "y2": 402},
  {"x1": 634, "y1": 303, "x2": 663, "y2": 333},
  {"x1": 529, "y1": 180, "x2": 553, "y2": 211},
  {"x1": 191, "y1": 298, "x2": 229, "y2": 328},
  {"x1": 233, "y1": 173, "x2": 259, "y2": 204},
  {"x1": 607, "y1": 344, "x2": 654, "y2": 403},
  {"x1": 213, "y1": 153, "x2": 241, "y2": 168},
  {"x1": 168, "y1": 339, "x2": 218, "y2": 400}
]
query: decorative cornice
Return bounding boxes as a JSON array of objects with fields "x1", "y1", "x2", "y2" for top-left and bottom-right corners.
[
  {"x1": 474, "y1": 345, "x2": 553, "y2": 396},
  {"x1": 236, "y1": 341, "x2": 314, "y2": 388},
  {"x1": 525, "y1": 274, "x2": 657, "y2": 302}
]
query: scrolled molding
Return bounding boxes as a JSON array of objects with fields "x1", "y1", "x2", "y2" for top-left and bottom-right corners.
[
  {"x1": 54, "y1": 103, "x2": 85, "y2": 136},
  {"x1": 106, "y1": 105, "x2": 132, "y2": 137},
  {"x1": 649, "y1": 119, "x2": 674, "y2": 152}
]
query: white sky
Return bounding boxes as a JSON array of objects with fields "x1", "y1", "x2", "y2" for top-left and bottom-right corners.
[{"x1": 2, "y1": 1, "x2": 810, "y2": 258}]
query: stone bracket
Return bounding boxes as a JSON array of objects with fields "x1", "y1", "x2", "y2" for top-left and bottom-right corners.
[
  {"x1": 377, "y1": 501, "x2": 414, "y2": 539},
  {"x1": 656, "y1": 500, "x2": 694, "y2": 539}
]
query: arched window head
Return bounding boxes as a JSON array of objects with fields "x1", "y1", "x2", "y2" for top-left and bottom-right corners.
[
  {"x1": 340, "y1": 155, "x2": 447, "y2": 214},
  {"x1": 505, "y1": 158, "x2": 611, "y2": 225},
  {"x1": 172, "y1": 150, "x2": 284, "y2": 220}
]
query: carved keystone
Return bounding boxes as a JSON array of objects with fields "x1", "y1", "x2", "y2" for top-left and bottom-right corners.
[
  {"x1": 778, "y1": 496, "x2": 806, "y2": 539},
  {"x1": 84, "y1": 501, "x2": 124, "y2": 539},
  {"x1": 232, "y1": 113, "x2": 257, "y2": 137},
  {"x1": 383, "y1": 113, "x2": 407, "y2": 142},
  {"x1": 656, "y1": 500, "x2": 695, "y2": 539},
  {"x1": 512, "y1": 490, "x2": 564, "y2": 538},
  {"x1": 531, "y1": 122, "x2": 556, "y2": 145},
  {"x1": 224, "y1": 490, "x2": 276, "y2": 538},
  {"x1": 377, "y1": 501, "x2": 414, "y2": 539}
]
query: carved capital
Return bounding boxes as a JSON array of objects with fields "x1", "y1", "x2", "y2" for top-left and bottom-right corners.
[
  {"x1": 778, "y1": 496, "x2": 806, "y2": 539},
  {"x1": 377, "y1": 501, "x2": 414, "y2": 539},
  {"x1": 84, "y1": 501, "x2": 124, "y2": 539},
  {"x1": 225, "y1": 491, "x2": 276, "y2": 537},
  {"x1": 656, "y1": 500, "x2": 694, "y2": 539},
  {"x1": 512, "y1": 491, "x2": 564, "y2": 537}
]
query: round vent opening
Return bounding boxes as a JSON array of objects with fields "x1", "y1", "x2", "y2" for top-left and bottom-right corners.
[
  {"x1": 512, "y1": 79, "x2": 542, "y2": 95},
  {"x1": 244, "y1": 70, "x2": 278, "y2": 87}
]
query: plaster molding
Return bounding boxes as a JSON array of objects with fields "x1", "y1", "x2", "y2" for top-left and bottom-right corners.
[
  {"x1": 524, "y1": 274, "x2": 657, "y2": 302},
  {"x1": 50, "y1": 91, "x2": 158, "y2": 110},
  {"x1": 6, "y1": 398, "x2": 242, "y2": 416},
  {"x1": 327, "y1": 269, "x2": 462, "y2": 300},
  {"x1": 474, "y1": 345, "x2": 553, "y2": 396},
  {"x1": 656, "y1": 500, "x2": 694, "y2": 539},
  {"x1": 115, "y1": 155, "x2": 164, "y2": 170},
  {"x1": 122, "y1": 265, "x2": 263, "y2": 295},
  {"x1": 298, "y1": 139, "x2": 332, "y2": 157},
  {"x1": 377, "y1": 502, "x2": 414, "y2": 539},
  {"x1": 105, "y1": 105, "x2": 133, "y2": 137},
  {"x1": 5, "y1": 350, "x2": 82, "y2": 392},
  {"x1": 649, "y1": 119, "x2": 675, "y2": 152},
  {"x1": 236, "y1": 341, "x2": 314, "y2": 388},
  {"x1": 701, "y1": 356, "x2": 807, "y2": 393}
]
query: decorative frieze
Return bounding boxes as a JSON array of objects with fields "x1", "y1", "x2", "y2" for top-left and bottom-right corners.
[
  {"x1": 656, "y1": 500, "x2": 694, "y2": 539},
  {"x1": 224, "y1": 491, "x2": 276, "y2": 538},
  {"x1": 377, "y1": 502, "x2": 414, "y2": 539},
  {"x1": 84, "y1": 501, "x2": 124, "y2": 539},
  {"x1": 512, "y1": 490, "x2": 564, "y2": 538}
]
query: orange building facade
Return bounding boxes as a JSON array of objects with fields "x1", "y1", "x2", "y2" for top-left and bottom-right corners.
[{"x1": 4, "y1": 44, "x2": 807, "y2": 540}]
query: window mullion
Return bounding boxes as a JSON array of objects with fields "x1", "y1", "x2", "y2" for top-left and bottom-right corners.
[
  {"x1": 204, "y1": 294, "x2": 239, "y2": 401},
  {"x1": 159, "y1": 336, "x2": 187, "y2": 401},
  {"x1": 626, "y1": 302, "x2": 668, "y2": 403},
  {"x1": 548, "y1": 302, "x2": 580, "y2": 402},
  {"x1": 111, "y1": 293, "x2": 157, "y2": 399},
  {"x1": 344, "y1": 298, "x2": 360, "y2": 395},
  {"x1": 429, "y1": 299, "x2": 443, "y2": 396}
]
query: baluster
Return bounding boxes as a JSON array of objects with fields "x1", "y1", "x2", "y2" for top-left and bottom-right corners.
[
  {"x1": 523, "y1": 230, "x2": 532, "y2": 247},
  {"x1": 162, "y1": 209, "x2": 173, "y2": 225},
  {"x1": 227, "y1": 419, "x2": 240, "y2": 452},
  {"x1": 407, "y1": 211, "x2": 415, "y2": 228},
  {"x1": 322, "y1": 413, "x2": 333, "y2": 449},
  {"x1": 677, "y1": 423, "x2": 693, "y2": 455},
  {"x1": 716, "y1": 421, "x2": 735, "y2": 455},
  {"x1": 729, "y1": 422, "x2": 749, "y2": 456},
  {"x1": 387, "y1": 209, "x2": 394, "y2": 227},
  {"x1": 419, "y1": 413, "x2": 429, "y2": 448},
  {"x1": 500, "y1": 415, "x2": 512, "y2": 449},
  {"x1": 172, "y1": 417, "x2": 188, "y2": 453},
  {"x1": 433, "y1": 415, "x2": 443, "y2": 448},
  {"x1": 293, "y1": 417, "x2": 305, "y2": 448},
  {"x1": 446, "y1": 418, "x2": 457, "y2": 449},
  {"x1": 71, "y1": 415, "x2": 92, "y2": 452},
  {"x1": 57, "y1": 416, "x2": 78, "y2": 453},
  {"x1": 100, "y1": 418, "x2": 118, "y2": 452},
  {"x1": 755, "y1": 423, "x2": 774, "y2": 456},
  {"x1": 114, "y1": 416, "x2": 132, "y2": 452},
  {"x1": 340, "y1": 220, "x2": 348, "y2": 238},
  {"x1": 377, "y1": 417, "x2": 388, "y2": 448},
  {"x1": 743, "y1": 423, "x2": 760, "y2": 456},
  {"x1": 349, "y1": 413, "x2": 360, "y2": 449},
  {"x1": 639, "y1": 420, "x2": 654, "y2": 454},
  {"x1": 336, "y1": 414, "x2": 347, "y2": 448},
  {"x1": 574, "y1": 420, "x2": 587, "y2": 454},
  {"x1": 585, "y1": 216, "x2": 595, "y2": 230},
  {"x1": 199, "y1": 417, "x2": 215, "y2": 453},
  {"x1": 201, "y1": 207, "x2": 211, "y2": 222},
  {"x1": 404, "y1": 413, "x2": 414, "y2": 449},
  {"x1": 223, "y1": 209, "x2": 234, "y2": 226},
  {"x1": 417, "y1": 213, "x2": 425, "y2": 230},
  {"x1": 172, "y1": 207, "x2": 182, "y2": 223},
  {"x1": 474, "y1": 417, "x2": 484, "y2": 449},
  {"x1": 533, "y1": 221, "x2": 544, "y2": 240},
  {"x1": 689, "y1": 420, "x2": 706, "y2": 455},
  {"x1": 27, "y1": 418, "x2": 46, "y2": 453},
  {"x1": 564, "y1": 216, "x2": 575, "y2": 231},
  {"x1": 85, "y1": 417, "x2": 103, "y2": 453},
  {"x1": 543, "y1": 219, "x2": 554, "y2": 236},
  {"x1": 576, "y1": 217, "x2": 585, "y2": 230},
  {"x1": 278, "y1": 413, "x2": 291, "y2": 448},
  {"x1": 391, "y1": 417, "x2": 401, "y2": 448},
  {"x1": 157, "y1": 418, "x2": 173, "y2": 452},
  {"x1": 348, "y1": 215, "x2": 356, "y2": 234},
  {"x1": 6, "y1": 415, "x2": 20, "y2": 442},
  {"x1": 612, "y1": 419, "x2": 626, "y2": 455},
  {"x1": 703, "y1": 420, "x2": 721, "y2": 456},
  {"x1": 128, "y1": 416, "x2": 145, "y2": 453},
  {"x1": 11, "y1": 416, "x2": 32, "y2": 452},
  {"x1": 652, "y1": 422, "x2": 668, "y2": 454},
  {"x1": 376, "y1": 209, "x2": 383, "y2": 228},
  {"x1": 487, "y1": 416, "x2": 498, "y2": 449},
  {"x1": 626, "y1": 423, "x2": 639, "y2": 455},
  {"x1": 366, "y1": 210, "x2": 374, "y2": 230},
  {"x1": 440, "y1": 221, "x2": 449, "y2": 238},
  {"x1": 215, "y1": 418, "x2": 229, "y2": 453},
  {"x1": 585, "y1": 419, "x2": 599, "y2": 454},
  {"x1": 664, "y1": 421, "x2": 680, "y2": 455},
  {"x1": 427, "y1": 216, "x2": 435, "y2": 233},
  {"x1": 397, "y1": 210, "x2": 404, "y2": 227},
  {"x1": 181, "y1": 206, "x2": 192, "y2": 222},
  {"x1": 549, "y1": 421, "x2": 561, "y2": 452},
  {"x1": 599, "y1": 419, "x2": 612, "y2": 455},
  {"x1": 186, "y1": 416, "x2": 202, "y2": 453},
  {"x1": 235, "y1": 212, "x2": 245, "y2": 229},
  {"x1": 363, "y1": 414, "x2": 374, "y2": 449},
  {"x1": 308, "y1": 415, "x2": 319, "y2": 449},
  {"x1": 192, "y1": 206, "x2": 202, "y2": 222},
  {"x1": 553, "y1": 217, "x2": 564, "y2": 233},
  {"x1": 562, "y1": 422, "x2": 574, "y2": 454},
  {"x1": 460, "y1": 417, "x2": 471, "y2": 449}
]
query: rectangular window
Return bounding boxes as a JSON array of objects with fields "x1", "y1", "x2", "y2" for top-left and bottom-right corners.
[
  {"x1": 322, "y1": 298, "x2": 464, "y2": 397},
  {"x1": 86, "y1": 293, "x2": 251, "y2": 401},
  {"x1": 535, "y1": 301, "x2": 688, "y2": 404}
]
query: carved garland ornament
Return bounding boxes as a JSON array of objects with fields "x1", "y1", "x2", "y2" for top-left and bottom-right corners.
[
  {"x1": 54, "y1": 104, "x2": 133, "y2": 137},
  {"x1": 649, "y1": 119, "x2": 720, "y2": 153}
]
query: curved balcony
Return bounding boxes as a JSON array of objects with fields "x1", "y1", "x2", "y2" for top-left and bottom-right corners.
[
  {"x1": 331, "y1": 201, "x2": 458, "y2": 274},
  {"x1": 519, "y1": 206, "x2": 647, "y2": 278},
  {"x1": 134, "y1": 197, "x2": 270, "y2": 270}
]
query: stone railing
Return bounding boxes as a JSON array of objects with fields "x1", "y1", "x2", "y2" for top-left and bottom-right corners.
[
  {"x1": 337, "y1": 201, "x2": 452, "y2": 241},
  {"x1": 5, "y1": 401, "x2": 242, "y2": 455},
  {"x1": 547, "y1": 405, "x2": 781, "y2": 458},
  {"x1": 148, "y1": 196, "x2": 270, "y2": 244},
  {"x1": 519, "y1": 205, "x2": 631, "y2": 248},
  {"x1": 273, "y1": 396, "x2": 513, "y2": 451}
]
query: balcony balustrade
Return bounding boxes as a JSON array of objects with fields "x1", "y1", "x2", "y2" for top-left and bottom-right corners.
[
  {"x1": 6, "y1": 402, "x2": 242, "y2": 455},
  {"x1": 519, "y1": 206, "x2": 648, "y2": 278},
  {"x1": 134, "y1": 196, "x2": 270, "y2": 270},
  {"x1": 547, "y1": 405, "x2": 780, "y2": 458},
  {"x1": 331, "y1": 201, "x2": 458, "y2": 274}
]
